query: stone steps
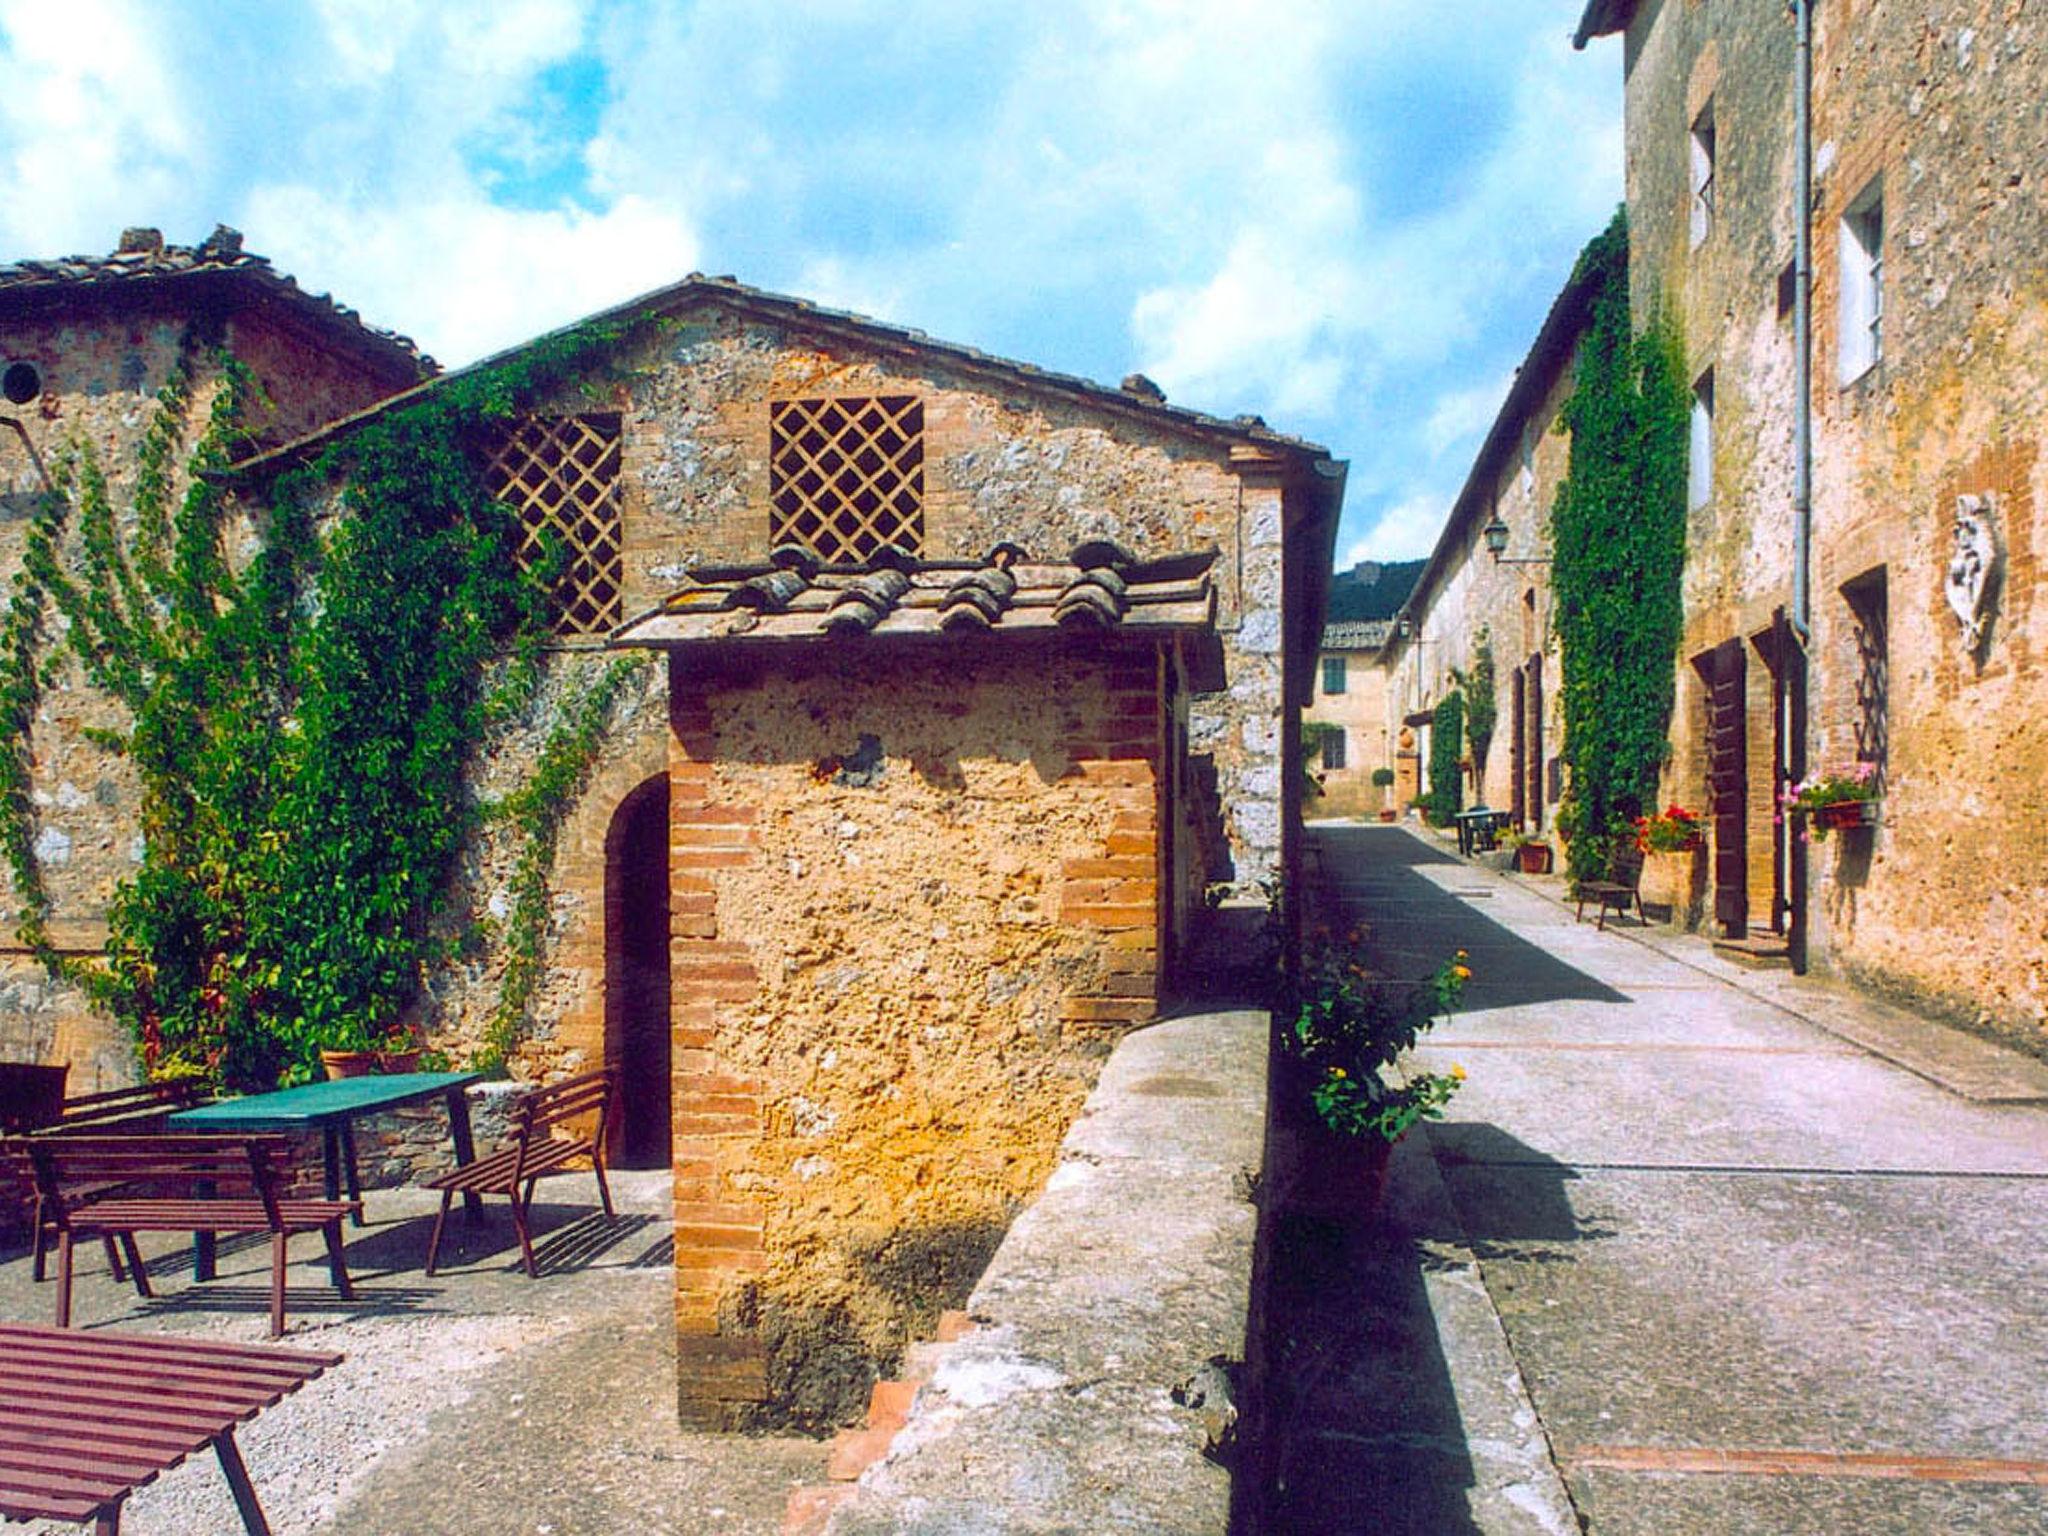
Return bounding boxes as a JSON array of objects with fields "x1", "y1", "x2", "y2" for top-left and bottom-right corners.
[
  {"x1": 1712, "y1": 933, "x2": 1792, "y2": 969},
  {"x1": 782, "y1": 1310, "x2": 977, "y2": 1535}
]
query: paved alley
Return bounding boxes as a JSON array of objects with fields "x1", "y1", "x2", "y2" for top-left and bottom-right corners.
[{"x1": 1261, "y1": 823, "x2": 2048, "y2": 1535}]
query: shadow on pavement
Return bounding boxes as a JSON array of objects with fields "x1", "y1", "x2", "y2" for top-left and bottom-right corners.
[
  {"x1": 1234, "y1": 826, "x2": 1615, "y2": 1532},
  {"x1": 1309, "y1": 825, "x2": 1628, "y2": 1010}
]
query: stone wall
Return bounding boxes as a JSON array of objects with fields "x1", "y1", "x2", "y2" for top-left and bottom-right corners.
[
  {"x1": 1305, "y1": 643, "x2": 1394, "y2": 818},
  {"x1": 0, "y1": 286, "x2": 414, "y2": 1085},
  {"x1": 657, "y1": 639, "x2": 1167, "y2": 1426},
  {"x1": 1617, "y1": 0, "x2": 2048, "y2": 1045}
]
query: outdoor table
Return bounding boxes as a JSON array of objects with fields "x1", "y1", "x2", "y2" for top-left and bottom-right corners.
[
  {"x1": 0, "y1": 1320, "x2": 339, "y2": 1535},
  {"x1": 1451, "y1": 806, "x2": 1512, "y2": 858},
  {"x1": 168, "y1": 1072, "x2": 484, "y2": 1270}
]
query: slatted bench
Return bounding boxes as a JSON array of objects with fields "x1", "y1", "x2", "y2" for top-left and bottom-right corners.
[
  {"x1": 19, "y1": 1079, "x2": 218, "y2": 1283},
  {"x1": 424, "y1": 1067, "x2": 616, "y2": 1278},
  {"x1": 0, "y1": 1321, "x2": 339, "y2": 1535},
  {"x1": 1575, "y1": 848, "x2": 1646, "y2": 931},
  {"x1": 21, "y1": 1134, "x2": 359, "y2": 1337}
]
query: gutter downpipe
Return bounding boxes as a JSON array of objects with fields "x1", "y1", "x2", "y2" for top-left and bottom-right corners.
[{"x1": 1787, "y1": 0, "x2": 1814, "y2": 973}]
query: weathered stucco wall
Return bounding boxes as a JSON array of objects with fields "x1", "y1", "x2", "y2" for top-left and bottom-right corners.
[
  {"x1": 1305, "y1": 642, "x2": 1393, "y2": 818},
  {"x1": 1621, "y1": 0, "x2": 2048, "y2": 1044},
  {"x1": 658, "y1": 640, "x2": 1164, "y2": 1425}
]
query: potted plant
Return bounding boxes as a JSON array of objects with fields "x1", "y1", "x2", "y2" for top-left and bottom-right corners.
[
  {"x1": 1784, "y1": 763, "x2": 1880, "y2": 839},
  {"x1": 1371, "y1": 767, "x2": 1398, "y2": 821},
  {"x1": 1633, "y1": 803, "x2": 1705, "y2": 927},
  {"x1": 1502, "y1": 829, "x2": 1553, "y2": 874},
  {"x1": 1278, "y1": 935, "x2": 1469, "y2": 1214}
]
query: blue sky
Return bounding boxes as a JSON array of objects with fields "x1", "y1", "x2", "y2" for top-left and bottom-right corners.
[{"x1": 0, "y1": 0, "x2": 1622, "y2": 566}]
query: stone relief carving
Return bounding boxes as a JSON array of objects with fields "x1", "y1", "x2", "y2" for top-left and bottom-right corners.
[{"x1": 1943, "y1": 492, "x2": 1999, "y2": 656}]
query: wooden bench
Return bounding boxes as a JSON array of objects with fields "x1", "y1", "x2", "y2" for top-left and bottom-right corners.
[
  {"x1": 1575, "y1": 848, "x2": 1645, "y2": 931},
  {"x1": 20, "y1": 1079, "x2": 218, "y2": 1284},
  {"x1": 424, "y1": 1068, "x2": 616, "y2": 1278},
  {"x1": 0, "y1": 1321, "x2": 340, "y2": 1536},
  {"x1": 22, "y1": 1134, "x2": 358, "y2": 1337}
]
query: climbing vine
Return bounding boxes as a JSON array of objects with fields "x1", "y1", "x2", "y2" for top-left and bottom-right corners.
[
  {"x1": 1550, "y1": 210, "x2": 1689, "y2": 881},
  {"x1": 1460, "y1": 631, "x2": 1497, "y2": 784},
  {"x1": 480, "y1": 653, "x2": 647, "y2": 1071},
  {"x1": 0, "y1": 315, "x2": 645, "y2": 1088},
  {"x1": 1425, "y1": 691, "x2": 1465, "y2": 827}
]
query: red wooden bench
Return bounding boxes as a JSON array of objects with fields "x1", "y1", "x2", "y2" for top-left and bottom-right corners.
[
  {"x1": 18, "y1": 1079, "x2": 218, "y2": 1283},
  {"x1": 424, "y1": 1068, "x2": 616, "y2": 1278},
  {"x1": 0, "y1": 1321, "x2": 338, "y2": 1535},
  {"x1": 22, "y1": 1134, "x2": 358, "y2": 1338}
]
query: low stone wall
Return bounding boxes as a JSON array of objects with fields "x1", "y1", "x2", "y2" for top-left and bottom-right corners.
[{"x1": 824, "y1": 1010, "x2": 1267, "y2": 1535}]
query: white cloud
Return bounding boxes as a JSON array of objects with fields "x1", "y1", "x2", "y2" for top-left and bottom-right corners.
[
  {"x1": 0, "y1": 0, "x2": 192, "y2": 253},
  {"x1": 1345, "y1": 490, "x2": 1451, "y2": 565},
  {"x1": 1423, "y1": 373, "x2": 1512, "y2": 458},
  {"x1": 243, "y1": 188, "x2": 699, "y2": 364}
]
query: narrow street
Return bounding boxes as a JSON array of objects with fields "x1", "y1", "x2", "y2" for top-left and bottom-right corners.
[{"x1": 1259, "y1": 823, "x2": 2048, "y2": 1535}]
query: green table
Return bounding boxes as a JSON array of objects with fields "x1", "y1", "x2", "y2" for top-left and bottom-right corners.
[{"x1": 169, "y1": 1073, "x2": 485, "y2": 1254}]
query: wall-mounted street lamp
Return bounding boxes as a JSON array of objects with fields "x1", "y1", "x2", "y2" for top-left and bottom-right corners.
[{"x1": 1482, "y1": 513, "x2": 1550, "y2": 566}]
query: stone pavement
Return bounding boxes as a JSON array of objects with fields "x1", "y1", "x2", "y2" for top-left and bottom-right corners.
[{"x1": 1265, "y1": 823, "x2": 2048, "y2": 1535}]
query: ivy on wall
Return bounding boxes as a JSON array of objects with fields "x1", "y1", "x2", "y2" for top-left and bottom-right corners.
[
  {"x1": 1550, "y1": 211, "x2": 1689, "y2": 881},
  {"x1": 0, "y1": 316, "x2": 645, "y2": 1088},
  {"x1": 1461, "y1": 630, "x2": 1498, "y2": 784},
  {"x1": 1425, "y1": 691, "x2": 1465, "y2": 827}
]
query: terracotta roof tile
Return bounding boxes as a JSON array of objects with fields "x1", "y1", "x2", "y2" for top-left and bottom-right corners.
[
  {"x1": 613, "y1": 543, "x2": 1216, "y2": 649},
  {"x1": 0, "y1": 226, "x2": 432, "y2": 374}
]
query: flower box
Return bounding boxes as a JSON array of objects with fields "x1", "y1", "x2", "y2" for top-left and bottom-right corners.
[
  {"x1": 1813, "y1": 799, "x2": 1879, "y2": 834},
  {"x1": 1639, "y1": 844, "x2": 1706, "y2": 930}
]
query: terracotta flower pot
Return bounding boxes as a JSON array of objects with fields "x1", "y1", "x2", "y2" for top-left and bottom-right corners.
[
  {"x1": 1516, "y1": 842, "x2": 1553, "y2": 874},
  {"x1": 1813, "y1": 799, "x2": 1878, "y2": 833},
  {"x1": 376, "y1": 1049, "x2": 423, "y2": 1075},
  {"x1": 320, "y1": 1049, "x2": 381, "y2": 1080},
  {"x1": 1378, "y1": 809, "x2": 1398, "y2": 822}
]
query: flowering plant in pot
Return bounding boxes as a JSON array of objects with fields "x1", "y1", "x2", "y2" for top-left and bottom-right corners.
[
  {"x1": 1633, "y1": 803, "x2": 1702, "y2": 853},
  {"x1": 1279, "y1": 935, "x2": 1469, "y2": 1210},
  {"x1": 1784, "y1": 763, "x2": 1879, "y2": 839}
]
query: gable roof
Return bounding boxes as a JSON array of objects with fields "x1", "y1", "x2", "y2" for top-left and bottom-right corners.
[
  {"x1": 226, "y1": 272, "x2": 1340, "y2": 481},
  {"x1": 0, "y1": 226, "x2": 432, "y2": 380}
]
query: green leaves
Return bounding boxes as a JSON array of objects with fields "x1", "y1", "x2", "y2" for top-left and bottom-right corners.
[
  {"x1": 1550, "y1": 210, "x2": 1688, "y2": 883},
  {"x1": 1426, "y1": 691, "x2": 1465, "y2": 826}
]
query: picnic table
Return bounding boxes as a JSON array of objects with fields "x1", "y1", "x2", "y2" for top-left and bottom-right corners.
[
  {"x1": 1452, "y1": 805, "x2": 1513, "y2": 858},
  {"x1": 0, "y1": 1320, "x2": 339, "y2": 1535},
  {"x1": 169, "y1": 1072, "x2": 484, "y2": 1266}
]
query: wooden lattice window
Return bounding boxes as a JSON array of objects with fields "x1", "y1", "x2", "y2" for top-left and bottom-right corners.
[
  {"x1": 484, "y1": 413, "x2": 624, "y2": 636},
  {"x1": 769, "y1": 395, "x2": 924, "y2": 563}
]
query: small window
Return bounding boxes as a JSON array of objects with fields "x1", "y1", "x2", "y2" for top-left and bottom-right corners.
[
  {"x1": 1322, "y1": 655, "x2": 1347, "y2": 695},
  {"x1": 1688, "y1": 369, "x2": 1715, "y2": 510},
  {"x1": 484, "y1": 413, "x2": 624, "y2": 636},
  {"x1": 1840, "y1": 179, "x2": 1884, "y2": 383},
  {"x1": 1321, "y1": 727, "x2": 1347, "y2": 772},
  {"x1": 1689, "y1": 99, "x2": 1716, "y2": 248},
  {"x1": 770, "y1": 395, "x2": 925, "y2": 563}
]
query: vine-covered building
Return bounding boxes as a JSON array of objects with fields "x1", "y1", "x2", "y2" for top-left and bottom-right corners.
[
  {"x1": 0, "y1": 227, "x2": 431, "y2": 1087},
  {"x1": 1576, "y1": 0, "x2": 2048, "y2": 1043},
  {"x1": 0, "y1": 244, "x2": 1344, "y2": 1424}
]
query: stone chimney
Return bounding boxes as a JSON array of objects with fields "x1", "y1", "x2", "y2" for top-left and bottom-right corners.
[{"x1": 116, "y1": 227, "x2": 164, "y2": 257}]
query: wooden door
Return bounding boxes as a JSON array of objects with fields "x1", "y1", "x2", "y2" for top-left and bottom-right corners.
[
  {"x1": 1704, "y1": 639, "x2": 1748, "y2": 937},
  {"x1": 1511, "y1": 666, "x2": 1528, "y2": 827},
  {"x1": 1524, "y1": 655, "x2": 1545, "y2": 828}
]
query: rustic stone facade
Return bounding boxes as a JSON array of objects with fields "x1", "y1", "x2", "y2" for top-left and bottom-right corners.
[
  {"x1": 0, "y1": 230, "x2": 429, "y2": 1090},
  {"x1": 1583, "y1": 0, "x2": 2048, "y2": 1040},
  {"x1": 1305, "y1": 622, "x2": 1395, "y2": 818}
]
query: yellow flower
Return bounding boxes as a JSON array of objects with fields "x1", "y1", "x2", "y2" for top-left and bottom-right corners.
[
  {"x1": 1452, "y1": 1063, "x2": 1467, "y2": 1080},
  {"x1": 1329, "y1": 1067, "x2": 1347, "y2": 1079},
  {"x1": 1452, "y1": 964, "x2": 1472, "y2": 981},
  {"x1": 1455, "y1": 948, "x2": 1470, "y2": 960}
]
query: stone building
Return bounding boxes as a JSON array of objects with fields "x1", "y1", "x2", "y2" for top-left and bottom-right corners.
[
  {"x1": 1380, "y1": 264, "x2": 1587, "y2": 837},
  {"x1": 1576, "y1": 0, "x2": 2048, "y2": 1044},
  {"x1": 1304, "y1": 620, "x2": 1393, "y2": 818},
  {"x1": 2, "y1": 250, "x2": 1344, "y2": 1422},
  {"x1": 0, "y1": 228, "x2": 431, "y2": 1087}
]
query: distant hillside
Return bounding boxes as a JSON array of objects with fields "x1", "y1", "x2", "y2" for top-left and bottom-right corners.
[{"x1": 1326, "y1": 557, "x2": 1424, "y2": 622}]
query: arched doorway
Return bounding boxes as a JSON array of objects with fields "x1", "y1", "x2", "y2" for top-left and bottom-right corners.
[{"x1": 605, "y1": 774, "x2": 671, "y2": 1168}]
